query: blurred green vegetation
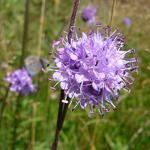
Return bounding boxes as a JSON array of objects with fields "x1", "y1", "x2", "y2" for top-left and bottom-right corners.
[{"x1": 0, "y1": 0, "x2": 150, "y2": 150}]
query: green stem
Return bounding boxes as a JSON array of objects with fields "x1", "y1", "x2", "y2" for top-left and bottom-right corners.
[
  {"x1": 11, "y1": 94, "x2": 21, "y2": 150},
  {"x1": 11, "y1": 0, "x2": 30, "y2": 149},
  {"x1": 37, "y1": 0, "x2": 46, "y2": 56},
  {"x1": 109, "y1": 0, "x2": 117, "y2": 26},
  {"x1": 20, "y1": 0, "x2": 30, "y2": 67},
  {"x1": 0, "y1": 84, "x2": 10, "y2": 127},
  {"x1": 0, "y1": 0, "x2": 30, "y2": 131}
]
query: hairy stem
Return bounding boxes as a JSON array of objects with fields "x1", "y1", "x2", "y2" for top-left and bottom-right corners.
[
  {"x1": 68, "y1": 0, "x2": 80, "y2": 44},
  {"x1": 51, "y1": 0, "x2": 80, "y2": 150}
]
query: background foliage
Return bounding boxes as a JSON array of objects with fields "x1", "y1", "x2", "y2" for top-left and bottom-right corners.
[{"x1": 0, "y1": 0, "x2": 150, "y2": 149}]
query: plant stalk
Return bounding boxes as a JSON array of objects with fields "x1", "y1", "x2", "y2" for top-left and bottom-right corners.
[
  {"x1": 11, "y1": 93, "x2": 21, "y2": 150},
  {"x1": 11, "y1": 0, "x2": 30, "y2": 149},
  {"x1": 31, "y1": 102, "x2": 37, "y2": 150},
  {"x1": 0, "y1": 0, "x2": 30, "y2": 130},
  {"x1": 37, "y1": 0, "x2": 46, "y2": 56},
  {"x1": 51, "y1": 91, "x2": 64, "y2": 150},
  {"x1": 68, "y1": 0, "x2": 80, "y2": 44},
  {"x1": 0, "y1": 84, "x2": 10, "y2": 126},
  {"x1": 20, "y1": 0, "x2": 30, "y2": 67},
  {"x1": 109, "y1": 0, "x2": 117, "y2": 26},
  {"x1": 51, "y1": 0, "x2": 80, "y2": 149}
]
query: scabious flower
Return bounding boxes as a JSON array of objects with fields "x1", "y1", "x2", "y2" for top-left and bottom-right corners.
[
  {"x1": 81, "y1": 5, "x2": 97, "y2": 25},
  {"x1": 51, "y1": 26, "x2": 138, "y2": 116},
  {"x1": 123, "y1": 17, "x2": 132, "y2": 27},
  {"x1": 5, "y1": 68, "x2": 36, "y2": 95}
]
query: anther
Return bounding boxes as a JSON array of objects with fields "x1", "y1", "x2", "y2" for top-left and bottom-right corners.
[
  {"x1": 62, "y1": 99, "x2": 68, "y2": 104},
  {"x1": 129, "y1": 49, "x2": 136, "y2": 54}
]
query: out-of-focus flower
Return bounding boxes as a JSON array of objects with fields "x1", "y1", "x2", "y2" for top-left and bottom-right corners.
[
  {"x1": 51, "y1": 26, "x2": 138, "y2": 116},
  {"x1": 123, "y1": 17, "x2": 132, "y2": 27},
  {"x1": 5, "y1": 68, "x2": 36, "y2": 95},
  {"x1": 81, "y1": 5, "x2": 97, "y2": 25}
]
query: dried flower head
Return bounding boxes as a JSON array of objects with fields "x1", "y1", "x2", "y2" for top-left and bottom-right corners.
[
  {"x1": 5, "y1": 68, "x2": 36, "y2": 95},
  {"x1": 51, "y1": 26, "x2": 138, "y2": 116},
  {"x1": 81, "y1": 5, "x2": 97, "y2": 25}
]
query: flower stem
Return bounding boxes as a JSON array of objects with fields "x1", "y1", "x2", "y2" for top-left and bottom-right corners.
[
  {"x1": 51, "y1": 0, "x2": 80, "y2": 150},
  {"x1": 11, "y1": 0, "x2": 30, "y2": 149},
  {"x1": 51, "y1": 91, "x2": 64, "y2": 150},
  {"x1": 0, "y1": 84, "x2": 10, "y2": 127},
  {"x1": 11, "y1": 93, "x2": 21, "y2": 150},
  {"x1": 20, "y1": 0, "x2": 30, "y2": 67},
  {"x1": 109, "y1": 0, "x2": 117, "y2": 26},
  {"x1": 37, "y1": 0, "x2": 46, "y2": 56},
  {"x1": 68, "y1": 0, "x2": 80, "y2": 44},
  {"x1": 31, "y1": 102, "x2": 37, "y2": 150},
  {"x1": 0, "y1": 0, "x2": 30, "y2": 133}
]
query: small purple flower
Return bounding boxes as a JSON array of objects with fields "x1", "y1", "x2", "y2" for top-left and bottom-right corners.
[
  {"x1": 51, "y1": 26, "x2": 138, "y2": 116},
  {"x1": 123, "y1": 17, "x2": 132, "y2": 27},
  {"x1": 5, "y1": 68, "x2": 36, "y2": 95},
  {"x1": 82, "y1": 5, "x2": 97, "y2": 25}
]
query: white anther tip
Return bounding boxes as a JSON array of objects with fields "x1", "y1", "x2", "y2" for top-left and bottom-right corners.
[{"x1": 62, "y1": 100, "x2": 68, "y2": 104}]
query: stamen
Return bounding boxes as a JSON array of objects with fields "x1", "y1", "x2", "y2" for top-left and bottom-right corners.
[
  {"x1": 89, "y1": 105, "x2": 95, "y2": 114},
  {"x1": 50, "y1": 87, "x2": 56, "y2": 91},
  {"x1": 130, "y1": 66, "x2": 139, "y2": 72},
  {"x1": 50, "y1": 82, "x2": 60, "y2": 91},
  {"x1": 105, "y1": 98, "x2": 117, "y2": 109},
  {"x1": 88, "y1": 105, "x2": 95, "y2": 118},
  {"x1": 48, "y1": 77, "x2": 53, "y2": 81},
  {"x1": 101, "y1": 100, "x2": 109, "y2": 112},
  {"x1": 129, "y1": 49, "x2": 136, "y2": 54},
  {"x1": 80, "y1": 81, "x2": 83, "y2": 93},
  {"x1": 62, "y1": 95, "x2": 68, "y2": 104},
  {"x1": 125, "y1": 75, "x2": 134, "y2": 82},
  {"x1": 68, "y1": 93, "x2": 75, "y2": 108},
  {"x1": 110, "y1": 29, "x2": 117, "y2": 38},
  {"x1": 62, "y1": 89, "x2": 72, "y2": 104},
  {"x1": 121, "y1": 77, "x2": 132, "y2": 85},
  {"x1": 46, "y1": 68, "x2": 58, "y2": 72},
  {"x1": 123, "y1": 86, "x2": 131, "y2": 93},
  {"x1": 98, "y1": 108, "x2": 104, "y2": 117},
  {"x1": 62, "y1": 99, "x2": 68, "y2": 104},
  {"x1": 120, "y1": 49, "x2": 135, "y2": 57},
  {"x1": 121, "y1": 66, "x2": 139, "y2": 72},
  {"x1": 72, "y1": 101, "x2": 80, "y2": 111}
]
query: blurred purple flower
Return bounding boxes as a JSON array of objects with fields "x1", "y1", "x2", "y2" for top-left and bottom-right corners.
[
  {"x1": 52, "y1": 27, "x2": 138, "y2": 116},
  {"x1": 5, "y1": 68, "x2": 36, "y2": 95},
  {"x1": 123, "y1": 17, "x2": 132, "y2": 27},
  {"x1": 82, "y1": 5, "x2": 97, "y2": 25}
]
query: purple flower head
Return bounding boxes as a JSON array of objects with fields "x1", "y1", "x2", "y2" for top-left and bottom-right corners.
[
  {"x1": 51, "y1": 26, "x2": 138, "y2": 116},
  {"x1": 5, "y1": 68, "x2": 36, "y2": 95},
  {"x1": 123, "y1": 17, "x2": 132, "y2": 27},
  {"x1": 82, "y1": 5, "x2": 97, "y2": 25}
]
